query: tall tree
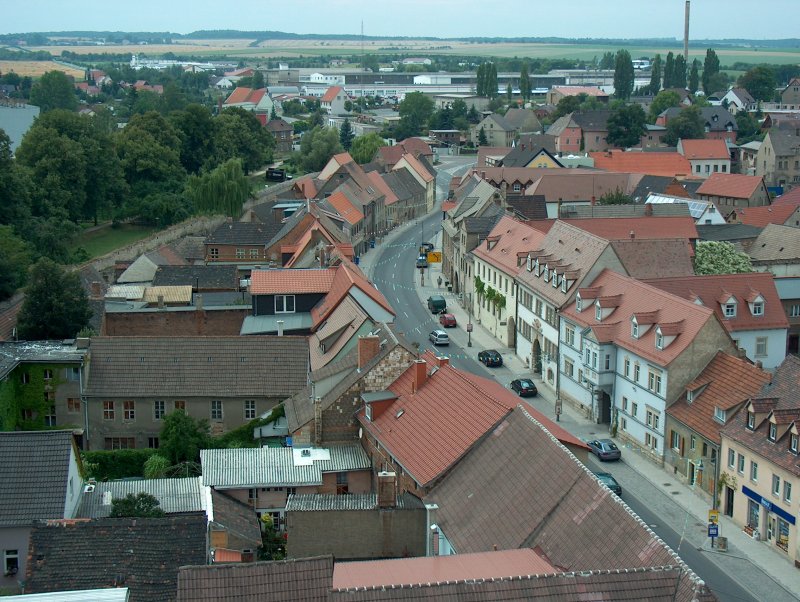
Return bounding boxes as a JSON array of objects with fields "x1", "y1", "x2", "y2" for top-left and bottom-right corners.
[
  {"x1": 663, "y1": 52, "x2": 676, "y2": 89},
  {"x1": 606, "y1": 104, "x2": 647, "y2": 148},
  {"x1": 397, "y1": 91, "x2": 434, "y2": 139},
  {"x1": 520, "y1": 63, "x2": 531, "y2": 102},
  {"x1": 688, "y1": 59, "x2": 700, "y2": 94},
  {"x1": 211, "y1": 107, "x2": 274, "y2": 174},
  {"x1": 252, "y1": 70, "x2": 265, "y2": 89},
  {"x1": 702, "y1": 49, "x2": 721, "y2": 95},
  {"x1": 488, "y1": 63, "x2": 498, "y2": 99},
  {"x1": 648, "y1": 54, "x2": 662, "y2": 94},
  {"x1": 648, "y1": 90, "x2": 682, "y2": 123},
  {"x1": 297, "y1": 126, "x2": 342, "y2": 172},
  {"x1": 17, "y1": 258, "x2": 91, "y2": 340},
  {"x1": 339, "y1": 118, "x2": 354, "y2": 150},
  {"x1": 29, "y1": 71, "x2": 77, "y2": 113},
  {"x1": 739, "y1": 66, "x2": 777, "y2": 102},
  {"x1": 159, "y1": 409, "x2": 210, "y2": 465},
  {"x1": 0, "y1": 226, "x2": 31, "y2": 301},
  {"x1": 185, "y1": 159, "x2": 251, "y2": 218},
  {"x1": 599, "y1": 51, "x2": 616, "y2": 69},
  {"x1": 478, "y1": 126, "x2": 488, "y2": 146},
  {"x1": 506, "y1": 82, "x2": 513, "y2": 104},
  {"x1": 0, "y1": 128, "x2": 32, "y2": 228},
  {"x1": 475, "y1": 63, "x2": 486, "y2": 96},
  {"x1": 350, "y1": 132, "x2": 385, "y2": 164},
  {"x1": 169, "y1": 103, "x2": 216, "y2": 174},
  {"x1": 613, "y1": 49, "x2": 634, "y2": 100},
  {"x1": 664, "y1": 105, "x2": 705, "y2": 146},
  {"x1": 674, "y1": 54, "x2": 687, "y2": 89}
]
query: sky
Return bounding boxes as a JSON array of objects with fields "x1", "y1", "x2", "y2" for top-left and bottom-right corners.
[{"x1": 3, "y1": 0, "x2": 797, "y2": 39}]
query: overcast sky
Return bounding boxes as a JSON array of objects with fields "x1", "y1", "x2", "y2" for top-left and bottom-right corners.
[{"x1": 3, "y1": 0, "x2": 796, "y2": 39}]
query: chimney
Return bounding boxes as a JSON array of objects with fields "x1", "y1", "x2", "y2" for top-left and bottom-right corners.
[
  {"x1": 590, "y1": 195, "x2": 596, "y2": 206},
  {"x1": 437, "y1": 355, "x2": 449, "y2": 367},
  {"x1": 377, "y1": 471, "x2": 397, "y2": 509},
  {"x1": 195, "y1": 294, "x2": 203, "y2": 312},
  {"x1": 90, "y1": 281, "x2": 102, "y2": 299},
  {"x1": 358, "y1": 335, "x2": 381, "y2": 369},
  {"x1": 157, "y1": 295, "x2": 165, "y2": 309},
  {"x1": 241, "y1": 549, "x2": 255, "y2": 563},
  {"x1": 412, "y1": 359, "x2": 427, "y2": 393},
  {"x1": 629, "y1": 230, "x2": 635, "y2": 240},
  {"x1": 277, "y1": 320, "x2": 284, "y2": 336},
  {"x1": 684, "y1": 1, "x2": 691, "y2": 64},
  {"x1": 645, "y1": 203, "x2": 653, "y2": 216}
]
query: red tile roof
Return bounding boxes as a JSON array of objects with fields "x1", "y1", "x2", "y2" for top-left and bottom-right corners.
[
  {"x1": 565, "y1": 216, "x2": 699, "y2": 243},
  {"x1": 668, "y1": 352, "x2": 770, "y2": 444},
  {"x1": 395, "y1": 153, "x2": 434, "y2": 183},
  {"x1": 590, "y1": 150, "x2": 693, "y2": 178},
  {"x1": 442, "y1": 200, "x2": 457, "y2": 212},
  {"x1": 734, "y1": 204, "x2": 799, "y2": 227},
  {"x1": 679, "y1": 139, "x2": 730, "y2": 160},
  {"x1": 326, "y1": 191, "x2": 364, "y2": 225},
  {"x1": 333, "y1": 548, "x2": 554, "y2": 590},
  {"x1": 310, "y1": 261, "x2": 394, "y2": 327},
  {"x1": 365, "y1": 171, "x2": 398, "y2": 206},
  {"x1": 772, "y1": 187, "x2": 800, "y2": 206},
  {"x1": 250, "y1": 268, "x2": 336, "y2": 295},
  {"x1": 552, "y1": 86, "x2": 608, "y2": 98},
  {"x1": 696, "y1": 173, "x2": 765, "y2": 200},
  {"x1": 321, "y1": 86, "x2": 344, "y2": 103},
  {"x1": 473, "y1": 215, "x2": 547, "y2": 275},
  {"x1": 562, "y1": 269, "x2": 718, "y2": 366},
  {"x1": 224, "y1": 86, "x2": 267, "y2": 106},
  {"x1": 399, "y1": 137, "x2": 434, "y2": 157},
  {"x1": 644, "y1": 272, "x2": 789, "y2": 333}
]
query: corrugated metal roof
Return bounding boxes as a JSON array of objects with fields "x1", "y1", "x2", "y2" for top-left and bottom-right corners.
[
  {"x1": 77, "y1": 477, "x2": 204, "y2": 518},
  {"x1": 286, "y1": 492, "x2": 423, "y2": 512},
  {"x1": 240, "y1": 314, "x2": 313, "y2": 335},
  {"x1": 105, "y1": 284, "x2": 145, "y2": 300},
  {"x1": 14, "y1": 588, "x2": 130, "y2": 601},
  {"x1": 201, "y1": 444, "x2": 370, "y2": 488}
]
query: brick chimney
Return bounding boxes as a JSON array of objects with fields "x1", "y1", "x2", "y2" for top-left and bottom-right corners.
[
  {"x1": 436, "y1": 355, "x2": 449, "y2": 367},
  {"x1": 412, "y1": 359, "x2": 427, "y2": 393},
  {"x1": 90, "y1": 281, "x2": 103, "y2": 299},
  {"x1": 645, "y1": 203, "x2": 653, "y2": 216},
  {"x1": 377, "y1": 471, "x2": 397, "y2": 508},
  {"x1": 358, "y1": 335, "x2": 381, "y2": 369}
]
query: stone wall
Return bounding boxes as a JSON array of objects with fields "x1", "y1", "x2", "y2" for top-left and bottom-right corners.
[{"x1": 102, "y1": 307, "x2": 249, "y2": 337}]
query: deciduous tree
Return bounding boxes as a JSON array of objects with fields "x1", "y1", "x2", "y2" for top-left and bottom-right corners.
[
  {"x1": 606, "y1": 104, "x2": 647, "y2": 148},
  {"x1": 649, "y1": 90, "x2": 682, "y2": 123},
  {"x1": 663, "y1": 52, "x2": 676, "y2": 89},
  {"x1": 664, "y1": 105, "x2": 705, "y2": 146},
  {"x1": 110, "y1": 493, "x2": 166, "y2": 518},
  {"x1": 738, "y1": 66, "x2": 777, "y2": 102},
  {"x1": 159, "y1": 409, "x2": 210, "y2": 465},
  {"x1": 694, "y1": 241, "x2": 753, "y2": 275},
  {"x1": 0, "y1": 226, "x2": 31, "y2": 301},
  {"x1": 613, "y1": 49, "x2": 634, "y2": 100},
  {"x1": 674, "y1": 54, "x2": 687, "y2": 89},
  {"x1": 688, "y1": 59, "x2": 700, "y2": 94},
  {"x1": 397, "y1": 91, "x2": 434, "y2": 139},
  {"x1": 350, "y1": 132, "x2": 385, "y2": 164},
  {"x1": 648, "y1": 54, "x2": 662, "y2": 94},
  {"x1": 520, "y1": 63, "x2": 531, "y2": 102},
  {"x1": 185, "y1": 159, "x2": 251, "y2": 218},
  {"x1": 297, "y1": 126, "x2": 343, "y2": 172},
  {"x1": 29, "y1": 71, "x2": 77, "y2": 113}
]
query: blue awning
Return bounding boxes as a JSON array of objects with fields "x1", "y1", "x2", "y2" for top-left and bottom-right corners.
[{"x1": 742, "y1": 485, "x2": 795, "y2": 525}]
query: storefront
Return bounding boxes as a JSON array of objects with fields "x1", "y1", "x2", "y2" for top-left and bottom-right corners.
[{"x1": 742, "y1": 485, "x2": 795, "y2": 554}]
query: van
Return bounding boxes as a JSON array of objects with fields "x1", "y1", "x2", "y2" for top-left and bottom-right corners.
[{"x1": 427, "y1": 295, "x2": 446, "y2": 314}]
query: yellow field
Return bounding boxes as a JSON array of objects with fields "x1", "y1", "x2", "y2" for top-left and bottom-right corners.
[{"x1": 0, "y1": 60, "x2": 84, "y2": 78}]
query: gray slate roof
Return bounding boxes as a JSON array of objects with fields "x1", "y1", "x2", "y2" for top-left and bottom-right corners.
[
  {"x1": 84, "y1": 336, "x2": 309, "y2": 398},
  {"x1": 286, "y1": 492, "x2": 424, "y2": 512},
  {"x1": 152, "y1": 265, "x2": 239, "y2": 290},
  {"x1": 767, "y1": 129, "x2": 800, "y2": 156},
  {"x1": 696, "y1": 223, "x2": 763, "y2": 242},
  {"x1": 77, "y1": 477, "x2": 204, "y2": 518},
  {"x1": 749, "y1": 223, "x2": 800, "y2": 262},
  {"x1": 662, "y1": 106, "x2": 737, "y2": 132},
  {"x1": 205, "y1": 222, "x2": 276, "y2": 245},
  {"x1": 201, "y1": 444, "x2": 370, "y2": 488},
  {"x1": 0, "y1": 431, "x2": 76, "y2": 526}
]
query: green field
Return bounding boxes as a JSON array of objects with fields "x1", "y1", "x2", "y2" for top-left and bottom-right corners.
[{"x1": 71, "y1": 224, "x2": 159, "y2": 260}]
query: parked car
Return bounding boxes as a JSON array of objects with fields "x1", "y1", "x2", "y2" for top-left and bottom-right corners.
[
  {"x1": 593, "y1": 471, "x2": 622, "y2": 496},
  {"x1": 587, "y1": 438, "x2": 621, "y2": 461},
  {"x1": 478, "y1": 349, "x2": 503, "y2": 367},
  {"x1": 510, "y1": 378, "x2": 538, "y2": 397},
  {"x1": 438, "y1": 313, "x2": 457, "y2": 328},
  {"x1": 416, "y1": 255, "x2": 429, "y2": 268},
  {"x1": 427, "y1": 295, "x2": 447, "y2": 314},
  {"x1": 429, "y1": 329, "x2": 450, "y2": 346}
]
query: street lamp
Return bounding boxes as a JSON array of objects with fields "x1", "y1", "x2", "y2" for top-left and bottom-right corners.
[{"x1": 466, "y1": 292, "x2": 473, "y2": 347}]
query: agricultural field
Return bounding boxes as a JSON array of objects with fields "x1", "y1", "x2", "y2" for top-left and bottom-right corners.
[{"x1": 0, "y1": 59, "x2": 84, "y2": 78}]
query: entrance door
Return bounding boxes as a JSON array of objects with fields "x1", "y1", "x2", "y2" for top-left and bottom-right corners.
[
  {"x1": 768, "y1": 516, "x2": 777, "y2": 541},
  {"x1": 688, "y1": 462, "x2": 696, "y2": 487},
  {"x1": 725, "y1": 486, "x2": 735, "y2": 517},
  {"x1": 599, "y1": 393, "x2": 611, "y2": 424}
]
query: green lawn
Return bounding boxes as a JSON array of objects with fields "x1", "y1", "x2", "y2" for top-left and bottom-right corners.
[{"x1": 70, "y1": 224, "x2": 159, "y2": 261}]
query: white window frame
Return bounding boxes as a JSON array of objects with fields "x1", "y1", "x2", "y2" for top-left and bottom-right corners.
[
  {"x1": 750, "y1": 461, "x2": 758, "y2": 482},
  {"x1": 773, "y1": 474, "x2": 781, "y2": 496},
  {"x1": 245, "y1": 399, "x2": 256, "y2": 420},
  {"x1": 791, "y1": 433, "x2": 799, "y2": 454},
  {"x1": 275, "y1": 294, "x2": 296, "y2": 314},
  {"x1": 769, "y1": 423, "x2": 777, "y2": 441},
  {"x1": 714, "y1": 406, "x2": 727, "y2": 423},
  {"x1": 724, "y1": 303, "x2": 736, "y2": 318},
  {"x1": 755, "y1": 337, "x2": 768, "y2": 357},
  {"x1": 211, "y1": 400, "x2": 223, "y2": 421},
  {"x1": 752, "y1": 302, "x2": 764, "y2": 316},
  {"x1": 747, "y1": 412, "x2": 755, "y2": 429},
  {"x1": 737, "y1": 453, "x2": 745, "y2": 474},
  {"x1": 785, "y1": 482, "x2": 792, "y2": 503},
  {"x1": 728, "y1": 448, "x2": 735, "y2": 468},
  {"x1": 154, "y1": 400, "x2": 165, "y2": 421}
]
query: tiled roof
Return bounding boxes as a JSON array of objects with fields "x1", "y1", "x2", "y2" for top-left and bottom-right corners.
[
  {"x1": 209, "y1": 489, "x2": 263, "y2": 550},
  {"x1": 0, "y1": 293, "x2": 24, "y2": 341},
  {"x1": 177, "y1": 556, "x2": 333, "y2": 602},
  {"x1": 472, "y1": 215, "x2": 546, "y2": 275},
  {"x1": 566, "y1": 215, "x2": 699, "y2": 243},
  {"x1": 722, "y1": 355, "x2": 800, "y2": 476},
  {"x1": 772, "y1": 187, "x2": 800, "y2": 206},
  {"x1": 562, "y1": 269, "x2": 716, "y2": 366},
  {"x1": 668, "y1": 351, "x2": 770, "y2": 444},
  {"x1": 734, "y1": 203, "x2": 799, "y2": 227},
  {"x1": 0, "y1": 431, "x2": 76, "y2": 527},
  {"x1": 325, "y1": 190, "x2": 364, "y2": 225},
  {"x1": 309, "y1": 296, "x2": 368, "y2": 371},
  {"x1": 645, "y1": 272, "x2": 789, "y2": 332},
  {"x1": 589, "y1": 150, "x2": 693, "y2": 178},
  {"x1": 286, "y1": 492, "x2": 424, "y2": 512},
  {"x1": 224, "y1": 86, "x2": 267, "y2": 105},
  {"x1": 749, "y1": 223, "x2": 800, "y2": 262},
  {"x1": 662, "y1": 106, "x2": 737, "y2": 132},
  {"x1": 552, "y1": 86, "x2": 608, "y2": 97},
  {"x1": 696, "y1": 223, "x2": 763, "y2": 242},
  {"x1": 25, "y1": 514, "x2": 208, "y2": 602},
  {"x1": 321, "y1": 86, "x2": 344, "y2": 103},
  {"x1": 200, "y1": 444, "x2": 370, "y2": 488},
  {"x1": 310, "y1": 260, "x2": 395, "y2": 327},
  {"x1": 525, "y1": 172, "x2": 638, "y2": 202},
  {"x1": 77, "y1": 477, "x2": 203, "y2": 518},
  {"x1": 395, "y1": 153, "x2": 434, "y2": 183},
  {"x1": 141, "y1": 285, "x2": 192, "y2": 304},
  {"x1": 117, "y1": 255, "x2": 158, "y2": 284},
  {"x1": 205, "y1": 222, "x2": 274, "y2": 245},
  {"x1": 366, "y1": 170, "x2": 398, "y2": 205},
  {"x1": 250, "y1": 268, "x2": 336, "y2": 295},
  {"x1": 679, "y1": 139, "x2": 730, "y2": 160},
  {"x1": 696, "y1": 173, "x2": 765, "y2": 200},
  {"x1": 425, "y1": 406, "x2": 709, "y2": 598},
  {"x1": 84, "y1": 336, "x2": 309, "y2": 398},
  {"x1": 333, "y1": 548, "x2": 554, "y2": 590},
  {"x1": 358, "y1": 354, "x2": 515, "y2": 487},
  {"x1": 609, "y1": 239, "x2": 695, "y2": 280},
  {"x1": 764, "y1": 129, "x2": 800, "y2": 156},
  {"x1": 152, "y1": 265, "x2": 239, "y2": 290}
]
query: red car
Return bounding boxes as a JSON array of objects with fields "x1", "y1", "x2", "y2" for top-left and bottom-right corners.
[{"x1": 438, "y1": 313, "x2": 457, "y2": 328}]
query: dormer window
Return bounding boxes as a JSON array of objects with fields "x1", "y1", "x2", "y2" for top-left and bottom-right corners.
[
  {"x1": 576, "y1": 295, "x2": 583, "y2": 312},
  {"x1": 365, "y1": 404, "x2": 373, "y2": 421},
  {"x1": 752, "y1": 302, "x2": 764, "y2": 316},
  {"x1": 526, "y1": 256, "x2": 533, "y2": 271},
  {"x1": 595, "y1": 303, "x2": 602, "y2": 321},
  {"x1": 561, "y1": 278, "x2": 568, "y2": 293},
  {"x1": 747, "y1": 412, "x2": 755, "y2": 430},
  {"x1": 791, "y1": 434, "x2": 799, "y2": 454},
  {"x1": 631, "y1": 319, "x2": 639, "y2": 339},
  {"x1": 544, "y1": 266, "x2": 549, "y2": 281},
  {"x1": 723, "y1": 302, "x2": 736, "y2": 318},
  {"x1": 534, "y1": 259, "x2": 540, "y2": 276},
  {"x1": 714, "y1": 406, "x2": 727, "y2": 424},
  {"x1": 769, "y1": 423, "x2": 777, "y2": 441},
  {"x1": 655, "y1": 331, "x2": 664, "y2": 349},
  {"x1": 552, "y1": 271, "x2": 559, "y2": 288}
]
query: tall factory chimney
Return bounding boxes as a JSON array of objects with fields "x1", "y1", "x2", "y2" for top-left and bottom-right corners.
[{"x1": 684, "y1": 1, "x2": 690, "y2": 64}]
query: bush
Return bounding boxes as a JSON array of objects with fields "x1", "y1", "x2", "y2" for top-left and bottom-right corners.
[{"x1": 82, "y1": 448, "x2": 158, "y2": 480}]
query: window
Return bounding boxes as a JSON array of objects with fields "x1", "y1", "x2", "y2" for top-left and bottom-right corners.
[
  {"x1": 624, "y1": 357, "x2": 630, "y2": 377},
  {"x1": 752, "y1": 302, "x2": 764, "y2": 316},
  {"x1": 4, "y1": 549, "x2": 19, "y2": 577},
  {"x1": 755, "y1": 337, "x2": 768, "y2": 357},
  {"x1": 695, "y1": 164, "x2": 701, "y2": 173},
  {"x1": 513, "y1": 183, "x2": 521, "y2": 192},
  {"x1": 690, "y1": 435, "x2": 696, "y2": 451},
  {"x1": 21, "y1": 409, "x2": 34, "y2": 421},
  {"x1": 248, "y1": 488, "x2": 257, "y2": 505},
  {"x1": 211, "y1": 400, "x2": 223, "y2": 421},
  {"x1": 645, "y1": 433, "x2": 658, "y2": 450},
  {"x1": 631, "y1": 321, "x2": 639, "y2": 338},
  {"x1": 564, "y1": 358, "x2": 574, "y2": 378},
  {"x1": 275, "y1": 294, "x2": 296, "y2": 314},
  {"x1": 66, "y1": 367, "x2": 81, "y2": 381},
  {"x1": 174, "y1": 400, "x2": 186, "y2": 412},
  {"x1": 245, "y1": 400, "x2": 256, "y2": 420},
  {"x1": 336, "y1": 472, "x2": 349, "y2": 494},
  {"x1": 671, "y1": 431, "x2": 681, "y2": 451},
  {"x1": 595, "y1": 304, "x2": 602, "y2": 321},
  {"x1": 103, "y1": 401, "x2": 115, "y2": 420},
  {"x1": 123, "y1": 400, "x2": 135, "y2": 421},
  {"x1": 785, "y1": 482, "x2": 792, "y2": 503},
  {"x1": 751, "y1": 461, "x2": 759, "y2": 482},
  {"x1": 622, "y1": 396, "x2": 629, "y2": 412},
  {"x1": 646, "y1": 408, "x2": 659, "y2": 430},
  {"x1": 209, "y1": 247, "x2": 219, "y2": 259},
  {"x1": 648, "y1": 370, "x2": 662, "y2": 395},
  {"x1": 365, "y1": 404, "x2": 373, "y2": 421},
  {"x1": 604, "y1": 354, "x2": 611, "y2": 370},
  {"x1": 737, "y1": 453, "x2": 745, "y2": 474},
  {"x1": 773, "y1": 474, "x2": 781, "y2": 496},
  {"x1": 724, "y1": 303, "x2": 736, "y2": 318},
  {"x1": 634, "y1": 363, "x2": 640, "y2": 382},
  {"x1": 154, "y1": 400, "x2": 165, "y2": 420},
  {"x1": 235, "y1": 248, "x2": 245, "y2": 259},
  {"x1": 104, "y1": 437, "x2": 136, "y2": 450},
  {"x1": 728, "y1": 448, "x2": 735, "y2": 468},
  {"x1": 747, "y1": 412, "x2": 755, "y2": 429},
  {"x1": 249, "y1": 248, "x2": 259, "y2": 259},
  {"x1": 43, "y1": 369, "x2": 53, "y2": 381},
  {"x1": 655, "y1": 332, "x2": 663, "y2": 349},
  {"x1": 565, "y1": 325, "x2": 575, "y2": 347},
  {"x1": 67, "y1": 398, "x2": 80, "y2": 413},
  {"x1": 631, "y1": 401, "x2": 638, "y2": 417},
  {"x1": 535, "y1": 299, "x2": 543, "y2": 317},
  {"x1": 20, "y1": 372, "x2": 29, "y2": 384},
  {"x1": 714, "y1": 406, "x2": 727, "y2": 423},
  {"x1": 791, "y1": 434, "x2": 799, "y2": 454},
  {"x1": 148, "y1": 437, "x2": 159, "y2": 449},
  {"x1": 791, "y1": 304, "x2": 800, "y2": 318},
  {"x1": 769, "y1": 423, "x2": 777, "y2": 441},
  {"x1": 621, "y1": 417, "x2": 627, "y2": 431}
]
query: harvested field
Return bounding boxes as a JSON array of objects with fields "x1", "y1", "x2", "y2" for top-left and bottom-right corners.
[{"x1": 0, "y1": 60, "x2": 84, "y2": 78}]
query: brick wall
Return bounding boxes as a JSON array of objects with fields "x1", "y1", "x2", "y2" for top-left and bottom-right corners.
[{"x1": 102, "y1": 307, "x2": 249, "y2": 336}]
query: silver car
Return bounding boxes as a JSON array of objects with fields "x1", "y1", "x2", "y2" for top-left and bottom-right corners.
[{"x1": 429, "y1": 330, "x2": 450, "y2": 346}]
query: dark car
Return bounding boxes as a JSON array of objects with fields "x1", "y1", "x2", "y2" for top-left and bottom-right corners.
[
  {"x1": 427, "y1": 295, "x2": 447, "y2": 314},
  {"x1": 438, "y1": 313, "x2": 457, "y2": 328},
  {"x1": 416, "y1": 255, "x2": 429, "y2": 268},
  {"x1": 420, "y1": 242, "x2": 434, "y2": 253},
  {"x1": 478, "y1": 349, "x2": 503, "y2": 367},
  {"x1": 510, "y1": 378, "x2": 538, "y2": 397},
  {"x1": 593, "y1": 471, "x2": 622, "y2": 496},
  {"x1": 587, "y1": 438, "x2": 621, "y2": 461}
]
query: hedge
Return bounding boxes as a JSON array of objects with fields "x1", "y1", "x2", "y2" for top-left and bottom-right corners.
[{"x1": 82, "y1": 448, "x2": 159, "y2": 481}]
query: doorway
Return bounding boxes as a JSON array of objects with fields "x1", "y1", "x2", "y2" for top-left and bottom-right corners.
[
  {"x1": 724, "y1": 486, "x2": 735, "y2": 517},
  {"x1": 689, "y1": 462, "x2": 696, "y2": 487}
]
